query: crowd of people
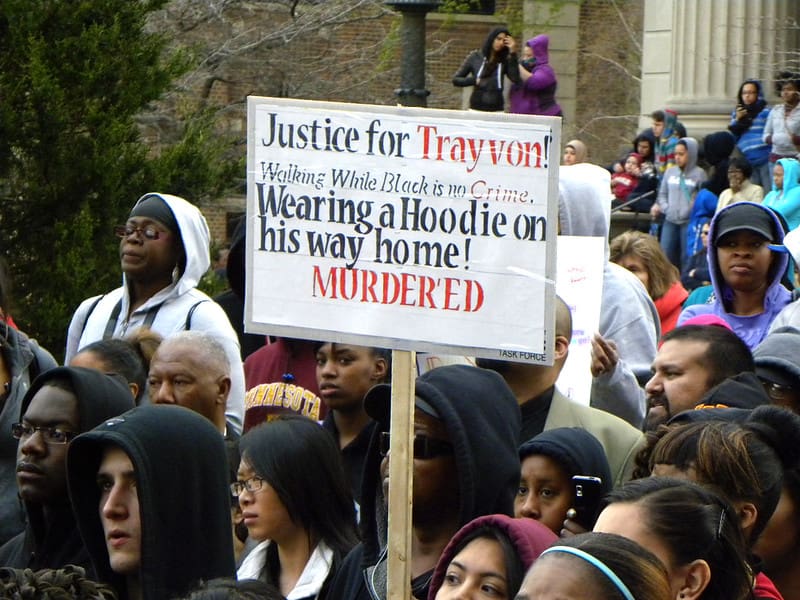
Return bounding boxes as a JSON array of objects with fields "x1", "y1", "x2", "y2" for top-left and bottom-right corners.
[{"x1": 0, "y1": 25, "x2": 800, "y2": 600}]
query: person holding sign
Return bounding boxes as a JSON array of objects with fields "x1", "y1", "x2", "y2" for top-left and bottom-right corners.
[
  {"x1": 327, "y1": 365, "x2": 521, "y2": 600},
  {"x1": 452, "y1": 27, "x2": 520, "y2": 112}
]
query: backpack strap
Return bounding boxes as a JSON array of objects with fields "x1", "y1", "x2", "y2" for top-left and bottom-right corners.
[
  {"x1": 79, "y1": 294, "x2": 105, "y2": 338},
  {"x1": 185, "y1": 300, "x2": 209, "y2": 330},
  {"x1": 103, "y1": 299, "x2": 162, "y2": 340}
]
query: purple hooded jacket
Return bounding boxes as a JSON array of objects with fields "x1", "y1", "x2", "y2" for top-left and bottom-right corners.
[
  {"x1": 678, "y1": 202, "x2": 791, "y2": 349},
  {"x1": 510, "y1": 35, "x2": 562, "y2": 116}
]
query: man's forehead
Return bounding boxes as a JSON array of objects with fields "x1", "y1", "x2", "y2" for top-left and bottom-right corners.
[
  {"x1": 655, "y1": 339, "x2": 709, "y2": 366},
  {"x1": 25, "y1": 385, "x2": 79, "y2": 422},
  {"x1": 151, "y1": 343, "x2": 207, "y2": 372}
]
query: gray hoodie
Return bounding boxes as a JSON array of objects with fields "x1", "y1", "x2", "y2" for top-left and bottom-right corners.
[
  {"x1": 655, "y1": 137, "x2": 707, "y2": 224},
  {"x1": 559, "y1": 164, "x2": 660, "y2": 427}
]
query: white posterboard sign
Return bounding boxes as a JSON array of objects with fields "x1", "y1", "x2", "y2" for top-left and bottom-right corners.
[
  {"x1": 245, "y1": 97, "x2": 560, "y2": 362},
  {"x1": 555, "y1": 236, "x2": 605, "y2": 405}
]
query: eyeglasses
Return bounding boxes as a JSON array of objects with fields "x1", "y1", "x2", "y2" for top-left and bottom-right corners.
[
  {"x1": 759, "y1": 379, "x2": 796, "y2": 402},
  {"x1": 114, "y1": 224, "x2": 166, "y2": 241},
  {"x1": 230, "y1": 476, "x2": 266, "y2": 497},
  {"x1": 11, "y1": 422, "x2": 77, "y2": 445},
  {"x1": 379, "y1": 432, "x2": 454, "y2": 460}
]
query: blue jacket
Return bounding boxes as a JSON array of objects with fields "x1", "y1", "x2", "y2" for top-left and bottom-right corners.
[
  {"x1": 729, "y1": 79, "x2": 771, "y2": 167},
  {"x1": 763, "y1": 157, "x2": 800, "y2": 232}
]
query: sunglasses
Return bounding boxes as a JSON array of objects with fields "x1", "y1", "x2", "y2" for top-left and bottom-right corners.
[
  {"x1": 759, "y1": 378, "x2": 796, "y2": 402},
  {"x1": 379, "y1": 432, "x2": 454, "y2": 460}
]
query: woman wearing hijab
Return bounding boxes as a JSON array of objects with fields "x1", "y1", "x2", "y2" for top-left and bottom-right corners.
[{"x1": 562, "y1": 139, "x2": 587, "y2": 165}]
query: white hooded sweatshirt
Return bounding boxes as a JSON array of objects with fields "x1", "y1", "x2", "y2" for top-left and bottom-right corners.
[{"x1": 64, "y1": 193, "x2": 245, "y2": 434}]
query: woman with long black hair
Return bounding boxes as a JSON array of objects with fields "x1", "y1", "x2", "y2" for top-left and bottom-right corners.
[
  {"x1": 453, "y1": 27, "x2": 520, "y2": 112},
  {"x1": 235, "y1": 415, "x2": 358, "y2": 599}
]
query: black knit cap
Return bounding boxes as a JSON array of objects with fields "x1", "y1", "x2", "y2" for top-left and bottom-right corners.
[{"x1": 129, "y1": 194, "x2": 179, "y2": 234}]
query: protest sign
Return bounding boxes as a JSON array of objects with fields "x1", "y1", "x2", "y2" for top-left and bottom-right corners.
[
  {"x1": 246, "y1": 98, "x2": 560, "y2": 362},
  {"x1": 555, "y1": 236, "x2": 605, "y2": 405}
]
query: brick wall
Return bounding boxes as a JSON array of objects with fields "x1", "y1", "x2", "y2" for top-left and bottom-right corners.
[{"x1": 164, "y1": 0, "x2": 641, "y2": 241}]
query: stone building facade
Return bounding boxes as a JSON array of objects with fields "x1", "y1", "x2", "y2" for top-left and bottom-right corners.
[{"x1": 189, "y1": 0, "x2": 800, "y2": 243}]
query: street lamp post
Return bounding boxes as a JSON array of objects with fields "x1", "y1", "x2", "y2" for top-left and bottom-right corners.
[{"x1": 385, "y1": 0, "x2": 441, "y2": 107}]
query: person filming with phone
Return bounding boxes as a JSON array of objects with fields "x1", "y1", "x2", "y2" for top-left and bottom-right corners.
[
  {"x1": 452, "y1": 27, "x2": 520, "y2": 112},
  {"x1": 514, "y1": 427, "x2": 612, "y2": 537}
]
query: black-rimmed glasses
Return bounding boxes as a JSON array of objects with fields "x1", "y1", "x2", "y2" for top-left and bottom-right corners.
[
  {"x1": 230, "y1": 476, "x2": 266, "y2": 497},
  {"x1": 759, "y1": 378, "x2": 796, "y2": 402}
]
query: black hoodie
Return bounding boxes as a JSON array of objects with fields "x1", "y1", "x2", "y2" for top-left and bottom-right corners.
[
  {"x1": 67, "y1": 404, "x2": 235, "y2": 600},
  {"x1": 327, "y1": 364, "x2": 522, "y2": 600},
  {"x1": 0, "y1": 367, "x2": 135, "y2": 572},
  {"x1": 213, "y1": 216, "x2": 263, "y2": 359},
  {"x1": 679, "y1": 372, "x2": 771, "y2": 414},
  {"x1": 518, "y1": 427, "x2": 613, "y2": 529}
]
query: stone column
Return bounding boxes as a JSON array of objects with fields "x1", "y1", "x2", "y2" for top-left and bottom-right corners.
[{"x1": 640, "y1": 0, "x2": 800, "y2": 136}]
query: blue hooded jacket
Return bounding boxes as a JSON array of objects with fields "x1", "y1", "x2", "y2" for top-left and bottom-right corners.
[{"x1": 763, "y1": 157, "x2": 800, "y2": 232}]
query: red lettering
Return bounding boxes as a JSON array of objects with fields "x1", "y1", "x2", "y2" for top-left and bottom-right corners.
[
  {"x1": 382, "y1": 272, "x2": 400, "y2": 305},
  {"x1": 443, "y1": 277, "x2": 460, "y2": 311},
  {"x1": 488, "y1": 139, "x2": 506, "y2": 164},
  {"x1": 417, "y1": 125, "x2": 436, "y2": 160},
  {"x1": 310, "y1": 266, "x2": 484, "y2": 313},
  {"x1": 418, "y1": 276, "x2": 438, "y2": 308},
  {"x1": 312, "y1": 265, "x2": 337, "y2": 298},
  {"x1": 400, "y1": 273, "x2": 416, "y2": 306},
  {"x1": 360, "y1": 269, "x2": 379, "y2": 303},
  {"x1": 465, "y1": 279, "x2": 484, "y2": 312},
  {"x1": 338, "y1": 267, "x2": 358, "y2": 300}
]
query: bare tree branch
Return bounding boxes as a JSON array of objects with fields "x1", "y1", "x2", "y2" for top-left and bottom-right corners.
[
  {"x1": 609, "y1": 0, "x2": 642, "y2": 55},
  {"x1": 583, "y1": 52, "x2": 641, "y2": 83}
]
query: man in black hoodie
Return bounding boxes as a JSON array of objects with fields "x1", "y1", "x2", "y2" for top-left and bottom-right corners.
[
  {"x1": 67, "y1": 404, "x2": 235, "y2": 600},
  {"x1": 327, "y1": 364, "x2": 521, "y2": 600},
  {"x1": 0, "y1": 367, "x2": 135, "y2": 573}
]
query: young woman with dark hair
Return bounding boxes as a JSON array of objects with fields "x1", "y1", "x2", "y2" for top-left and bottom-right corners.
[
  {"x1": 594, "y1": 477, "x2": 752, "y2": 600},
  {"x1": 516, "y1": 532, "x2": 670, "y2": 600},
  {"x1": 428, "y1": 514, "x2": 556, "y2": 600},
  {"x1": 453, "y1": 27, "x2": 520, "y2": 112},
  {"x1": 648, "y1": 405, "x2": 800, "y2": 600},
  {"x1": 235, "y1": 415, "x2": 358, "y2": 600}
]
